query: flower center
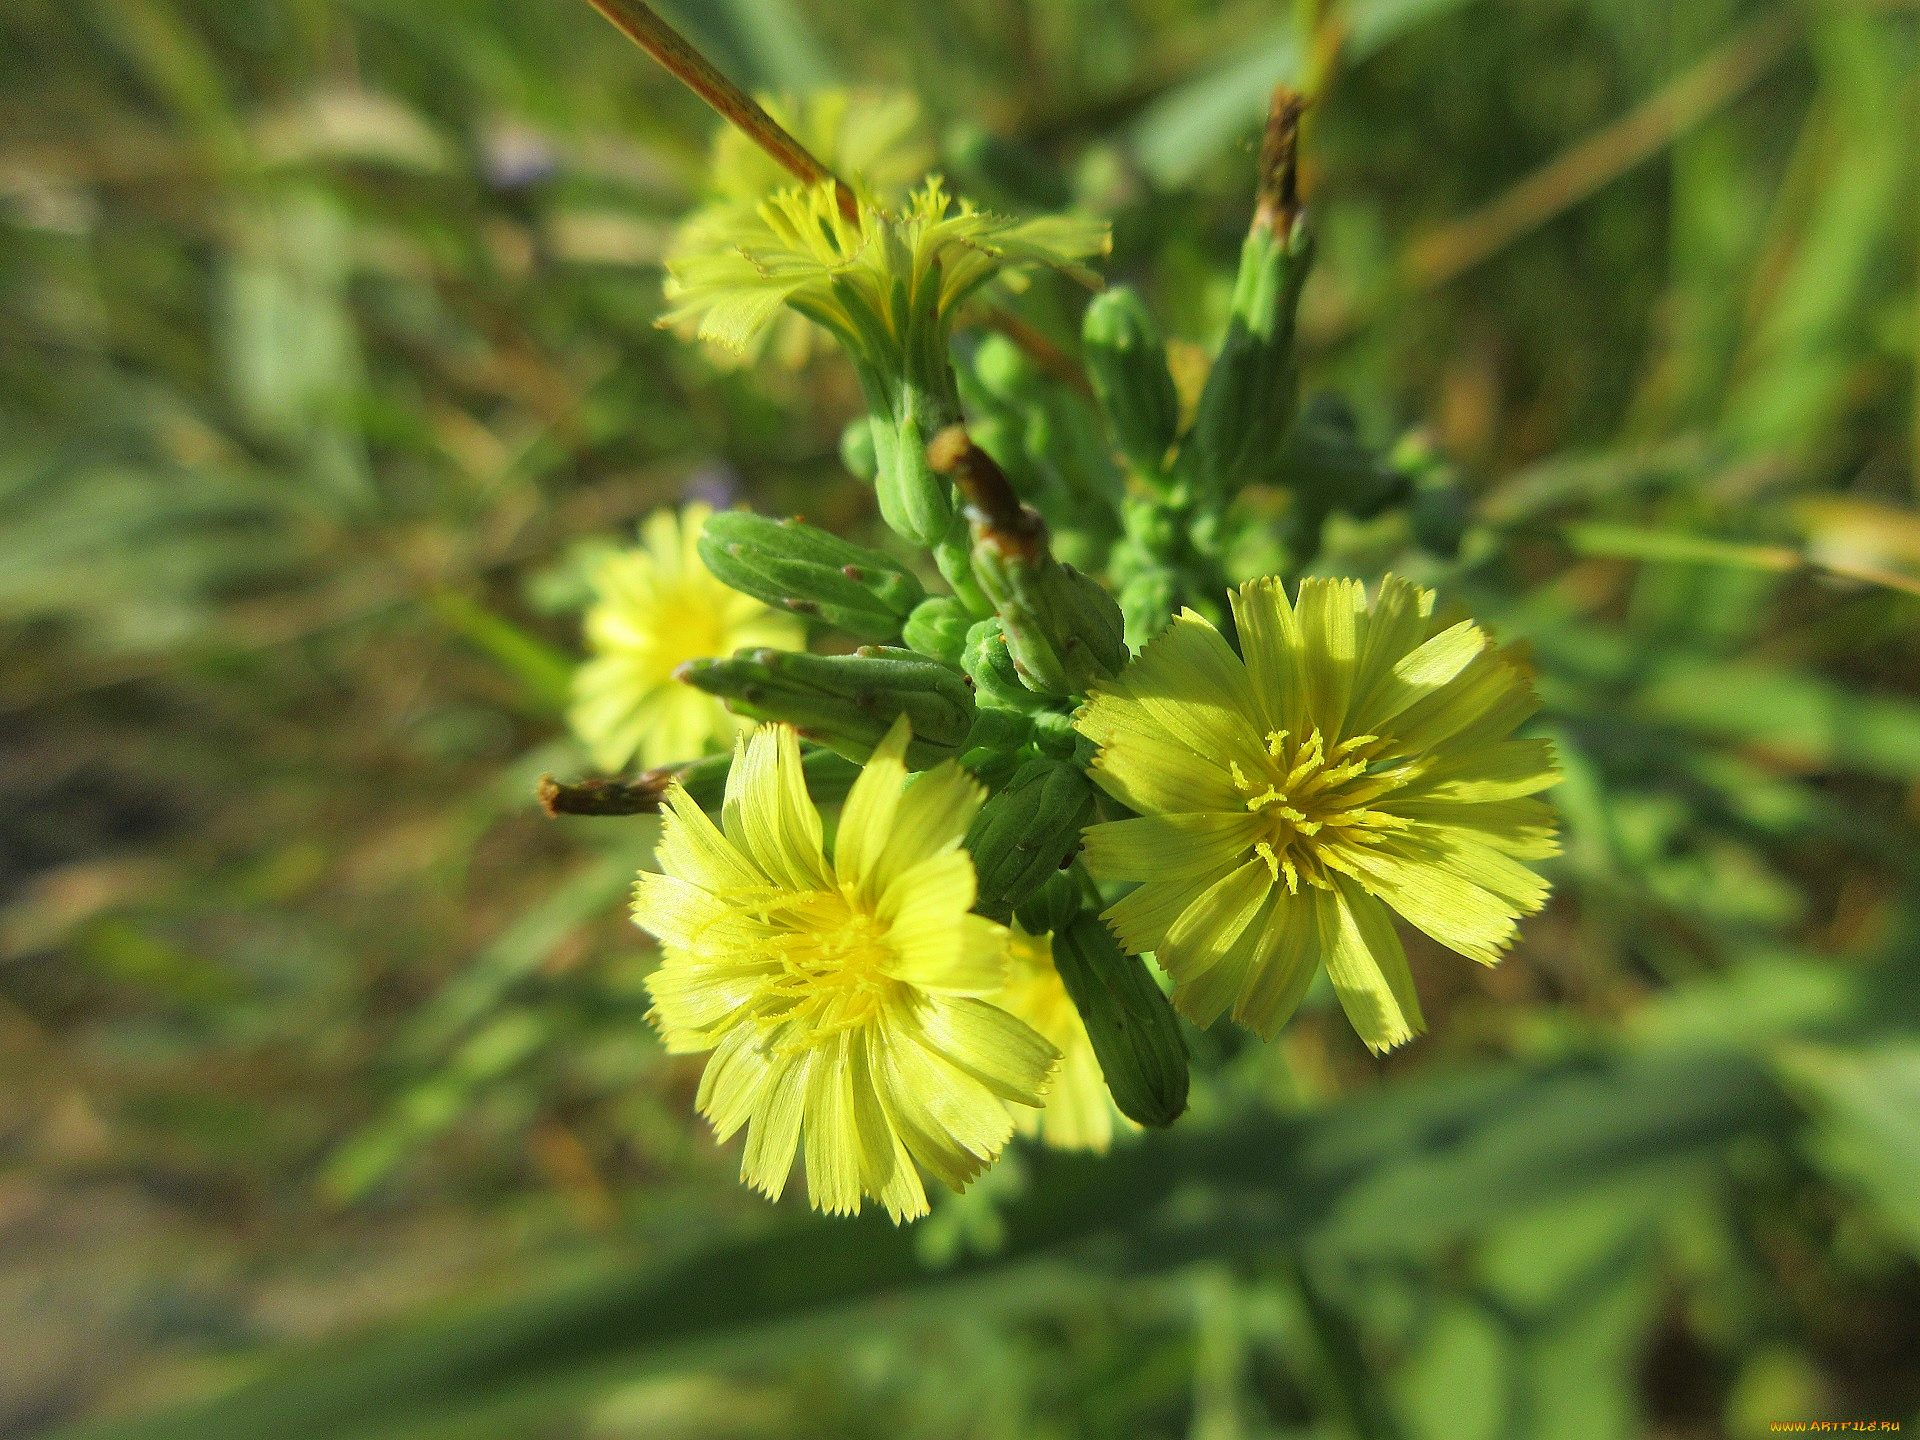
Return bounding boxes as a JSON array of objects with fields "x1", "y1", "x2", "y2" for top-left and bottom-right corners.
[
  {"x1": 648, "y1": 587, "x2": 731, "y2": 675},
  {"x1": 1229, "y1": 728, "x2": 1405, "y2": 893},
  {"x1": 754, "y1": 892, "x2": 903, "y2": 1048}
]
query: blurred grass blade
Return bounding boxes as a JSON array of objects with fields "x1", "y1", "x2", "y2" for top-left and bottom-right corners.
[
  {"x1": 57, "y1": 1042, "x2": 1799, "y2": 1440},
  {"x1": 1563, "y1": 522, "x2": 1800, "y2": 573},
  {"x1": 1722, "y1": 7, "x2": 1914, "y2": 455},
  {"x1": 1129, "y1": 0, "x2": 1482, "y2": 187},
  {"x1": 1777, "y1": 1041, "x2": 1920, "y2": 1257},
  {"x1": 400, "y1": 833, "x2": 658, "y2": 1058},
  {"x1": 428, "y1": 591, "x2": 576, "y2": 716},
  {"x1": 1403, "y1": 10, "x2": 1798, "y2": 294},
  {"x1": 1637, "y1": 658, "x2": 1920, "y2": 783}
]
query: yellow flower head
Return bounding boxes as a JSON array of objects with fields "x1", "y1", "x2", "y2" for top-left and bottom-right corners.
[
  {"x1": 634, "y1": 719, "x2": 1060, "y2": 1221},
  {"x1": 672, "y1": 90, "x2": 936, "y2": 368},
  {"x1": 703, "y1": 89, "x2": 933, "y2": 213},
  {"x1": 569, "y1": 503, "x2": 803, "y2": 773},
  {"x1": 1077, "y1": 576, "x2": 1559, "y2": 1054},
  {"x1": 661, "y1": 177, "x2": 1110, "y2": 357},
  {"x1": 996, "y1": 926, "x2": 1135, "y2": 1154}
]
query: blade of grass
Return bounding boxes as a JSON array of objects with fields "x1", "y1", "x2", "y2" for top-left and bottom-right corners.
[
  {"x1": 56, "y1": 1041, "x2": 1806, "y2": 1440},
  {"x1": 1401, "y1": 8, "x2": 1799, "y2": 293}
]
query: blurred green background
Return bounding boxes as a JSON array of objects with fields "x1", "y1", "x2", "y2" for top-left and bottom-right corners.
[{"x1": 4, "y1": 0, "x2": 1920, "y2": 1435}]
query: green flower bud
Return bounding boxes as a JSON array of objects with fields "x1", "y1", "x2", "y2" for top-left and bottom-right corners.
[
  {"x1": 932, "y1": 521, "x2": 993, "y2": 618},
  {"x1": 1283, "y1": 393, "x2": 1407, "y2": 518},
  {"x1": 1013, "y1": 870, "x2": 1082, "y2": 936},
  {"x1": 902, "y1": 595, "x2": 974, "y2": 664},
  {"x1": 1184, "y1": 219, "x2": 1313, "y2": 504},
  {"x1": 961, "y1": 758, "x2": 1096, "y2": 923},
  {"x1": 1083, "y1": 286, "x2": 1180, "y2": 480},
  {"x1": 957, "y1": 706, "x2": 1033, "y2": 788},
  {"x1": 969, "y1": 538, "x2": 1128, "y2": 697},
  {"x1": 962, "y1": 618, "x2": 1057, "y2": 711},
  {"x1": 1051, "y1": 915, "x2": 1190, "y2": 1128},
  {"x1": 840, "y1": 416, "x2": 878, "y2": 483},
  {"x1": 1390, "y1": 430, "x2": 1466, "y2": 557},
  {"x1": 677, "y1": 646, "x2": 975, "y2": 769},
  {"x1": 944, "y1": 121, "x2": 1072, "y2": 213},
  {"x1": 699, "y1": 512, "x2": 926, "y2": 643},
  {"x1": 872, "y1": 405, "x2": 954, "y2": 547},
  {"x1": 971, "y1": 331, "x2": 1041, "y2": 405}
]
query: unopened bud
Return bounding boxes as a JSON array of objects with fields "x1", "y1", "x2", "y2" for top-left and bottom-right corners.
[
  {"x1": 1013, "y1": 870, "x2": 1083, "y2": 936},
  {"x1": 873, "y1": 406, "x2": 954, "y2": 547},
  {"x1": 1051, "y1": 916, "x2": 1190, "y2": 1128},
  {"x1": 902, "y1": 595, "x2": 974, "y2": 664},
  {"x1": 700, "y1": 511, "x2": 925, "y2": 643},
  {"x1": 962, "y1": 758, "x2": 1096, "y2": 922},
  {"x1": 677, "y1": 646, "x2": 975, "y2": 768},
  {"x1": 1083, "y1": 286, "x2": 1180, "y2": 480}
]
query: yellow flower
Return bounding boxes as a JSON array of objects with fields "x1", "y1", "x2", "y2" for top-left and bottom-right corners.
[
  {"x1": 634, "y1": 719, "x2": 1060, "y2": 1221},
  {"x1": 702, "y1": 88, "x2": 933, "y2": 215},
  {"x1": 1077, "y1": 576, "x2": 1559, "y2": 1054},
  {"x1": 673, "y1": 89, "x2": 935, "y2": 368},
  {"x1": 569, "y1": 503, "x2": 803, "y2": 773},
  {"x1": 661, "y1": 177, "x2": 1109, "y2": 357},
  {"x1": 995, "y1": 926, "x2": 1134, "y2": 1154}
]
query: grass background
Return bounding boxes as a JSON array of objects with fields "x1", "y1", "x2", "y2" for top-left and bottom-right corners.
[{"x1": 3, "y1": 0, "x2": 1919, "y2": 1435}]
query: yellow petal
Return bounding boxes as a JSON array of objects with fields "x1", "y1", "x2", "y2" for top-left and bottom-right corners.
[
  {"x1": 834, "y1": 714, "x2": 910, "y2": 900},
  {"x1": 1387, "y1": 797, "x2": 1561, "y2": 861},
  {"x1": 1294, "y1": 577, "x2": 1365, "y2": 736},
  {"x1": 739, "y1": 1047, "x2": 811, "y2": 1200},
  {"x1": 909, "y1": 993, "x2": 1059, "y2": 1105},
  {"x1": 997, "y1": 931, "x2": 1129, "y2": 1153},
  {"x1": 882, "y1": 854, "x2": 1005, "y2": 993},
  {"x1": 1348, "y1": 826, "x2": 1550, "y2": 964},
  {"x1": 1232, "y1": 891, "x2": 1323, "y2": 1040},
  {"x1": 1228, "y1": 576, "x2": 1304, "y2": 736},
  {"x1": 655, "y1": 782, "x2": 760, "y2": 891},
  {"x1": 1082, "y1": 813, "x2": 1262, "y2": 884},
  {"x1": 876, "y1": 997, "x2": 1020, "y2": 1182},
  {"x1": 1170, "y1": 893, "x2": 1274, "y2": 1031},
  {"x1": 1391, "y1": 648, "x2": 1538, "y2": 757},
  {"x1": 1161, "y1": 857, "x2": 1275, "y2": 1027},
  {"x1": 1392, "y1": 738, "x2": 1559, "y2": 805},
  {"x1": 695, "y1": 1023, "x2": 778, "y2": 1143},
  {"x1": 849, "y1": 1036, "x2": 928, "y2": 1222},
  {"x1": 866, "y1": 759, "x2": 983, "y2": 897},
  {"x1": 802, "y1": 1030, "x2": 864, "y2": 1216},
  {"x1": 1082, "y1": 703, "x2": 1247, "y2": 815},
  {"x1": 1101, "y1": 870, "x2": 1223, "y2": 956},
  {"x1": 1319, "y1": 880, "x2": 1424, "y2": 1054},
  {"x1": 1347, "y1": 575, "x2": 1436, "y2": 725},
  {"x1": 631, "y1": 871, "x2": 735, "y2": 951},
  {"x1": 1351, "y1": 618, "x2": 1485, "y2": 739},
  {"x1": 644, "y1": 947, "x2": 774, "y2": 1039},
  {"x1": 723, "y1": 725, "x2": 828, "y2": 892},
  {"x1": 1082, "y1": 610, "x2": 1265, "y2": 777}
]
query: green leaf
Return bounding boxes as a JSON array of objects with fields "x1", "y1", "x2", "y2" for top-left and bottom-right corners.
[{"x1": 428, "y1": 591, "x2": 576, "y2": 716}]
